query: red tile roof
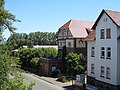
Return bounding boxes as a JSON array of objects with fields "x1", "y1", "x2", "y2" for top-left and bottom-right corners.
[
  {"x1": 84, "y1": 30, "x2": 96, "y2": 41},
  {"x1": 105, "y1": 10, "x2": 120, "y2": 26},
  {"x1": 59, "y1": 19, "x2": 94, "y2": 38},
  {"x1": 93, "y1": 9, "x2": 120, "y2": 29}
]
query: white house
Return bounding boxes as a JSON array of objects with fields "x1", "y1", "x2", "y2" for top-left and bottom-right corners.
[{"x1": 85, "y1": 9, "x2": 120, "y2": 90}]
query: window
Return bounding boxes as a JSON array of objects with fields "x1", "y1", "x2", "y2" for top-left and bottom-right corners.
[
  {"x1": 103, "y1": 18, "x2": 107, "y2": 22},
  {"x1": 66, "y1": 30, "x2": 69, "y2": 36},
  {"x1": 100, "y1": 29, "x2": 105, "y2": 39},
  {"x1": 106, "y1": 47, "x2": 111, "y2": 59},
  {"x1": 106, "y1": 28, "x2": 111, "y2": 39},
  {"x1": 101, "y1": 47, "x2": 105, "y2": 59},
  {"x1": 68, "y1": 42, "x2": 71, "y2": 48},
  {"x1": 59, "y1": 42, "x2": 62, "y2": 47},
  {"x1": 106, "y1": 67, "x2": 111, "y2": 79},
  {"x1": 91, "y1": 47, "x2": 95, "y2": 57},
  {"x1": 62, "y1": 32, "x2": 64, "y2": 38},
  {"x1": 91, "y1": 64, "x2": 94, "y2": 74},
  {"x1": 100, "y1": 66, "x2": 104, "y2": 78},
  {"x1": 79, "y1": 40, "x2": 85, "y2": 47},
  {"x1": 63, "y1": 42, "x2": 65, "y2": 46}
]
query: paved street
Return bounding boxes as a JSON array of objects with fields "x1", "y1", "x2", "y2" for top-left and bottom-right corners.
[{"x1": 23, "y1": 73, "x2": 64, "y2": 90}]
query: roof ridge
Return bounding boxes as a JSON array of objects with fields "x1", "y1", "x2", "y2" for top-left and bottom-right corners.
[{"x1": 104, "y1": 9, "x2": 120, "y2": 13}]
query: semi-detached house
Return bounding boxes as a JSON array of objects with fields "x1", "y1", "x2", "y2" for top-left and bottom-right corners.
[
  {"x1": 85, "y1": 9, "x2": 120, "y2": 90},
  {"x1": 56, "y1": 19, "x2": 93, "y2": 58}
]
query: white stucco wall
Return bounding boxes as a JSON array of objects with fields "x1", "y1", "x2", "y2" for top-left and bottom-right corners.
[
  {"x1": 95, "y1": 13, "x2": 118, "y2": 85},
  {"x1": 117, "y1": 27, "x2": 120, "y2": 85},
  {"x1": 87, "y1": 12, "x2": 120, "y2": 85},
  {"x1": 87, "y1": 41, "x2": 96, "y2": 78}
]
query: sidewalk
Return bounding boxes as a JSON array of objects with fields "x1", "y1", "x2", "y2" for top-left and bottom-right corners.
[{"x1": 31, "y1": 73, "x2": 72, "y2": 87}]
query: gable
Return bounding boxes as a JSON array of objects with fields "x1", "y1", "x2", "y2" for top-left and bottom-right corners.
[
  {"x1": 97, "y1": 12, "x2": 116, "y2": 28},
  {"x1": 57, "y1": 29, "x2": 73, "y2": 39},
  {"x1": 92, "y1": 9, "x2": 120, "y2": 30}
]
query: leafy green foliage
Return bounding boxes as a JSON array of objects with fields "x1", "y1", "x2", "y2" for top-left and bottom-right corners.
[
  {"x1": 42, "y1": 47, "x2": 58, "y2": 59},
  {"x1": 65, "y1": 52, "x2": 87, "y2": 76},
  {"x1": 17, "y1": 48, "x2": 58, "y2": 68},
  {"x1": 7, "y1": 32, "x2": 58, "y2": 50},
  {"x1": 0, "y1": 0, "x2": 20, "y2": 33},
  {"x1": 0, "y1": 45, "x2": 34, "y2": 90},
  {"x1": 0, "y1": 0, "x2": 34, "y2": 89},
  {"x1": 31, "y1": 57, "x2": 40, "y2": 64}
]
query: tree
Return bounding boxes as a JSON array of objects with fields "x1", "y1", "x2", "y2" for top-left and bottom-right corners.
[
  {"x1": 0, "y1": 0, "x2": 34, "y2": 89},
  {"x1": 62, "y1": 46, "x2": 67, "y2": 74},
  {"x1": 6, "y1": 33, "x2": 28, "y2": 50},
  {"x1": 17, "y1": 47, "x2": 58, "y2": 68},
  {"x1": 7, "y1": 32, "x2": 58, "y2": 50},
  {"x1": 65, "y1": 52, "x2": 86, "y2": 76},
  {"x1": 0, "y1": 45, "x2": 34, "y2": 90}
]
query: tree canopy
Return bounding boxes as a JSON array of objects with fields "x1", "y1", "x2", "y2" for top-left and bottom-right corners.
[
  {"x1": 65, "y1": 52, "x2": 87, "y2": 76},
  {"x1": 0, "y1": 0, "x2": 34, "y2": 89},
  {"x1": 7, "y1": 32, "x2": 57, "y2": 50}
]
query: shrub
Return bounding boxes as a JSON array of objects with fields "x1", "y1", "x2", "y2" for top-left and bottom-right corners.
[
  {"x1": 17, "y1": 47, "x2": 58, "y2": 68},
  {"x1": 65, "y1": 52, "x2": 86, "y2": 76}
]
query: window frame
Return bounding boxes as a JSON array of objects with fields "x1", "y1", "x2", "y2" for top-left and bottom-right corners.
[
  {"x1": 106, "y1": 28, "x2": 111, "y2": 39},
  {"x1": 101, "y1": 47, "x2": 105, "y2": 59},
  {"x1": 100, "y1": 66, "x2": 105, "y2": 78},
  {"x1": 106, "y1": 67, "x2": 111, "y2": 79},
  {"x1": 62, "y1": 32, "x2": 64, "y2": 39},
  {"x1": 106, "y1": 47, "x2": 111, "y2": 59},
  {"x1": 91, "y1": 47, "x2": 95, "y2": 57},
  {"x1": 68, "y1": 42, "x2": 71, "y2": 48},
  {"x1": 59, "y1": 41, "x2": 62, "y2": 47},
  {"x1": 100, "y1": 29, "x2": 105, "y2": 39},
  {"x1": 91, "y1": 64, "x2": 95, "y2": 74}
]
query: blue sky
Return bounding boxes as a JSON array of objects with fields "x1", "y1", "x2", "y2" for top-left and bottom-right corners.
[{"x1": 4, "y1": 0, "x2": 120, "y2": 39}]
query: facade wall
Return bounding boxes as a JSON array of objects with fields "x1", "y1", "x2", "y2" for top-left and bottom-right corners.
[
  {"x1": 95, "y1": 13, "x2": 118, "y2": 85},
  {"x1": 58, "y1": 40, "x2": 65, "y2": 49},
  {"x1": 76, "y1": 38, "x2": 86, "y2": 48},
  {"x1": 57, "y1": 29, "x2": 87, "y2": 58},
  {"x1": 117, "y1": 27, "x2": 120, "y2": 85},
  {"x1": 87, "y1": 12, "x2": 120, "y2": 89},
  {"x1": 58, "y1": 29, "x2": 72, "y2": 39},
  {"x1": 66, "y1": 39, "x2": 74, "y2": 48},
  {"x1": 87, "y1": 41, "x2": 96, "y2": 78}
]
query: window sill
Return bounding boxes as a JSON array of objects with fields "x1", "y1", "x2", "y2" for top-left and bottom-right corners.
[
  {"x1": 91, "y1": 55, "x2": 95, "y2": 57},
  {"x1": 106, "y1": 77, "x2": 111, "y2": 79},
  {"x1": 106, "y1": 57, "x2": 111, "y2": 59},
  {"x1": 100, "y1": 57, "x2": 105, "y2": 59},
  {"x1": 100, "y1": 76, "x2": 104, "y2": 78},
  {"x1": 106, "y1": 37, "x2": 111, "y2": 39},
  {"x1": 91, "y1": 72, "x2": 94, "y2": 74}
]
